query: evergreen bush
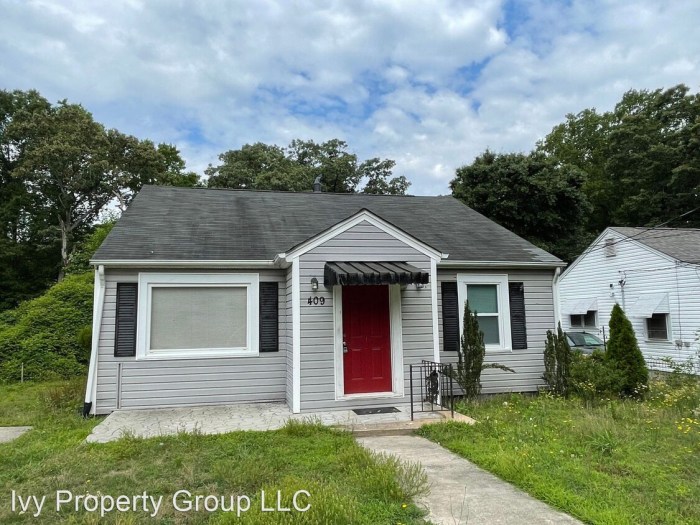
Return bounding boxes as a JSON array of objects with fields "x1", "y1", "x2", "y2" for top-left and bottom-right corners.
[
  {"x1": 454, "y1": 301, "x2": 514, "y2": 399},
  {"x1": 606, "y1": 303, "x2": 648, "y2": 397},
  {"x1": 543, "y1": 323, "x2": 572, "y2": 396}
]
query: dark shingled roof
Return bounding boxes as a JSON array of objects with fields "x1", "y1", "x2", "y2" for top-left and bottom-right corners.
[
  {"x1": 610, "y1": 227, "x2": 700, "y2": 264},
  {"x1": 93, "y1": 186, "x2": 562, "y2": 265}
]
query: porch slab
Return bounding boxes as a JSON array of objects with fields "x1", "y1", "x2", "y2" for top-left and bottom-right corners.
[{"x1": 85, "y1": 403, "x2": 463, "y2": 443}]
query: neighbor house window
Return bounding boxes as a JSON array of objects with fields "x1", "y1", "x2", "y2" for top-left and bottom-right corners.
[
  {"x1": 457, "y1": 274, "x2": 512, "y2": 351},
  {"x1": 137, "y1": 273, "x2": 259, "y2": 359},
  {"x1": 570, "y1": 310, "x2": 597, "y2": 329},
  {"x1": 646, "y1": 313, "x2": 669, "y2": 341}
]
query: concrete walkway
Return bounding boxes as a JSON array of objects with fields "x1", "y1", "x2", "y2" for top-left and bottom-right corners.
[
  {"x1": 86, "y1": 403, "x2": 449, "y2": 443},
  {"x1": 0, "y1": 426, "x2": 32, "y2": 443},
  {"x1": 358, "y1": 435, "x2": 583, "y2": 525}
]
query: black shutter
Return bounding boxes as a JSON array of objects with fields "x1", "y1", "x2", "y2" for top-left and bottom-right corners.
[
  {"x1": 114, "y1": 283, "x2": 138, "y2": 357},
  {"x1": 259, "y1": 282, "x2": 279, "y2": 352},
  {"x1": 509, "y1": 282, "x2": 527, "y2": 350},
  {"x1": 441, "y1": 281, "x2": 459, "y2": 352}
]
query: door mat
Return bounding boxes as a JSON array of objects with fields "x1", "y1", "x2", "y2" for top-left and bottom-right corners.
[{"x1": 352, "y1": 407, "x2": 400, "y2": 415}]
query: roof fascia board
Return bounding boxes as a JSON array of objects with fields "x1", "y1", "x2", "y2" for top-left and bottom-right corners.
[
  {"x1": 90, "y1": 259, "x2": 279, "y2": 269},
  {"x1": 438, "y1": 260, "x2": 565, "y2": 269},
  {"x1": 279, "y1": 209, "x2": 446, "y2": 262}
]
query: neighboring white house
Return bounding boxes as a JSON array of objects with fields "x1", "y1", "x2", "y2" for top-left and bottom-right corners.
[{"x1": 558, "y1": 227, "x2": 700, "y2": 367}]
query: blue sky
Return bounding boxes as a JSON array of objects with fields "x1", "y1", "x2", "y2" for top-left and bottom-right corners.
[{"x1": 2, "y1": 0, "x2": 699, "y2": 195}]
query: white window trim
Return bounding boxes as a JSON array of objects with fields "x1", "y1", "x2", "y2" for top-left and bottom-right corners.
[
  {"x1": 645, "y1": 312, "x2": 671, "y2": 343},
  {"x1": 457, "y1": 274, "x2": 512, "y2": 352},
  {"x1": 333, "y1": 284, "x2": 404, "y2": 400},
  {"x1": 136, "y1": 273, "x2": 260, "y2": 360}
]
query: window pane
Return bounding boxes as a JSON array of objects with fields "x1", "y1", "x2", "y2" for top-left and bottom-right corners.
[
  {"x1": 151, "y1": 287, "x2": 247, "y2": 350},
  {"x1": 646, "y1": 314, "x2": 668, "y2": 340},
  {"x1": 476, "y1": 316, "x2": 500, "y2": 345},
  {"x1": 570, "y1": 314, "x2": 582, "y2": 327},
  {"x1": 467, "y1": 285, "x2": 498, "y2": 314},
  {"x1": 584, "y1": 311, "x2": 597, "y2": 327}
]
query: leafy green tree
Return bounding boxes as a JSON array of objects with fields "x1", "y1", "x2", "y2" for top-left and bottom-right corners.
[
  {"x1": 64, "y1": 220, "x2": 116, "y2": 275},
  {"x1": 450, "y1": 150, "x2": 592, "y2": 261},
  {"x1": 539, "y1": 85, "x2": 700, "y2": 232},
  {"x1": 0, "y1": 90, "x2": 59, "y2": 309},
  {"x1": 207, "y1": 139, "x2": 409, "y2": 194},
  {"x1": 6, "y1": 91, "x2": 196, "y2": 281},
  {"x1": 606, "y1": 304, "x2": 648, "y2": 397}
]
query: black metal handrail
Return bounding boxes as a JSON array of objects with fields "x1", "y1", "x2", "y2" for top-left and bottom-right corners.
[{"x1": 409, "y1": 360, "x2": 454, "y2": 420}]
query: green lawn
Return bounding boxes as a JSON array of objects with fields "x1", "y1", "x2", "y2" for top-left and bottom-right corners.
[
  {"x1": 419, "y1": 377, "x2": 700, "y2": 525},
  {"x1": 0, "y1": 380, "x2": 428, "y2": 524}
]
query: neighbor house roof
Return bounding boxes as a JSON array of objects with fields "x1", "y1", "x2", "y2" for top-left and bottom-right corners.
[
  {"x1": 610, "y1": 227, "x2": 700, "y2": 264},
  {"x1": 92, "y1": 186, "x2": 562, "y2": 265}
]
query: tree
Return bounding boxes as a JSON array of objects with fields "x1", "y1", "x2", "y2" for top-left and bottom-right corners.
[
  {"x1": 450, "y1": 150, "x2": 592, "y2": 261},
  {"x1": 0, "y1": 90, "x2": 60, "y2": 308},
  {"x1": 206, "y1": 139, "x2": 409, "y2": 195},
  {"x1": 7, "y1": 93, "x2": 196, "y2": 280},
  {"x1": 539, "y1": 85, "x2": 700, "y2": 233},
  {"x1": 606, "y1": 303, "x2": 648, "y2": 397}
]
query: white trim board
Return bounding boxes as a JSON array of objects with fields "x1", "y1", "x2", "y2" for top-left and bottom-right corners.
[
  {"x1": 291, "y1": 258, "x2": 301, "y2": 413},
  {"x1": 333, "y1": 284, "x2": 404, "y2": 400},
  {"x1": 278, "y1": 209, "x2": 446, "y2": 262}
]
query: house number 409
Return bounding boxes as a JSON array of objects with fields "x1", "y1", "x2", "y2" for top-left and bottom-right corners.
[{"x1": 306, "y1": 296, "x2": 325, "y2": 306}]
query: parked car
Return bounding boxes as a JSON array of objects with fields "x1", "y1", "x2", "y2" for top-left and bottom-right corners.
[{"x1": 566, "y1": 331, "x2": 605, "y2": 354}]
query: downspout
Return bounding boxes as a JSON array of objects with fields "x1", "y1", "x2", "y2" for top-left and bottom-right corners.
[
  {"x1": 552, "y1": 267, "x2": 562, "y2": 329},
  {"x1": 83, "y1": 265, "x2": 105, "y2": 416}
]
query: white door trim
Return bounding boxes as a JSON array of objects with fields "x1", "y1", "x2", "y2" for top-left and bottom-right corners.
[
  {"x1": 333, "y1": 284, "x2": 404, "y2": 400},
  {"x1": 291, "y1": 257, "x2": 301, "y2": 413}
]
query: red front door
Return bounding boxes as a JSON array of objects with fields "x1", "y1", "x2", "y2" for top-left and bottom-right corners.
[{"x1": 342, "y1": 285, "x2": 392, "y2": 394}]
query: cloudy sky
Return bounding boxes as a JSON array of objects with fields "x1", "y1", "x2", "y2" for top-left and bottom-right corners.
[{"x1": 2, "y1": 1, "x2": 699, "y2": 195}]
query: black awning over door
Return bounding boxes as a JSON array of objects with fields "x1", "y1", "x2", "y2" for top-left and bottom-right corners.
[{"x1": 323, "y1": 261, "x2": 430, "y2": 286}]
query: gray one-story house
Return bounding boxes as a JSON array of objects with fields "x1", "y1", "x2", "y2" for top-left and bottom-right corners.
[{"x1": 84, "y1": 185, "x2": 564, "y2": 415}]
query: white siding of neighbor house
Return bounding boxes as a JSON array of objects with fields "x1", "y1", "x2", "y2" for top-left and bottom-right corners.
[
  {"x1": 559, "y1": 230, "x2": 700, "y2": 365},
  {"x1": 94, "y1": 268, "x2": 288, "y2": 414},
  {"x1": 298, "y1": 220, "x2": 435, "y2": 411},
  {"x1": 438, "y1": 269, "x2": 556, "y2": 393}
]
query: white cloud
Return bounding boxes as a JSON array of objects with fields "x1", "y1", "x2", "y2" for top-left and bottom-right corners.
[{"x1": 1, "y1": 0, "x2": 699, "y2": 195}]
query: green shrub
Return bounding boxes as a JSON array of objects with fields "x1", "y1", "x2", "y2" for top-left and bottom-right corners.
[
  {"x1": 543, "y1": 323, "x2": 572, "y2": 396},
  {"x1": 607, "y1": 303, "x2": 648, "y2": 397},
  {"x1": 570, "y1": 350, "x2": 625, "y2": 400},
  {"x1": 0, "y1": 272, "x2": 93, "y2": 382}
]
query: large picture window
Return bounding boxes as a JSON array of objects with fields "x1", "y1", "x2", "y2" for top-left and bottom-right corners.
[
  {"x1": 457, "y1": 274, "x2": 512, "y2": 351},
  {"x1": 137, "y1": 274, "x2": 259, "y2": 359}
]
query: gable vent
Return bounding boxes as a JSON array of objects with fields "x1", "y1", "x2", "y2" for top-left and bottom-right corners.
[{"x1": 604, "y1": 238, "x2": 617, "y2": 257}]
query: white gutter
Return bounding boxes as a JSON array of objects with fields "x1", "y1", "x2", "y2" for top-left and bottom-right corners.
[
  {"x1": 438, "y1": 260, "x2": 567, "y2": 269},
  {"x1": 83, "y1": 265, "x2": 105, "y2": 416},
  {"x1": 552, "y1": 266, "x2": 562, "y2": 330},
  {"x1": 89, "y1": 259, "x2": 278, "y2": 268}
]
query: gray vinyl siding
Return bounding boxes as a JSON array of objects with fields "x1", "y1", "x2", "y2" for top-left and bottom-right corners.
[
  {"x1": 438, "y1": 268, "x2": 556, "y2": 393},
  {"x1": 95, "y1": 268, "x2": 288, "y2": 414},
  {"x1": 298, "y1": 220, "x2": 435, "y2": 411}
]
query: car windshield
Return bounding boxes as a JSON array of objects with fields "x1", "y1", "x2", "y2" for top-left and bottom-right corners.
[{"x1": 568, "y1": 332, "x2": 603, "y2": 346}]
